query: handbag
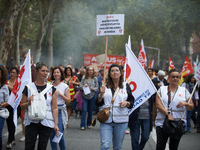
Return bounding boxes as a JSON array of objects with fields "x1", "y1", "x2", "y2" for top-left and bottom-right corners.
[
  {"x1": 0, "y1": 108, "x2": 9, "y2": 119},
  {"x1": 92, "y1": 87, "x2": 120, "y2": 126},
  {"x1": 162, "y1": 86, "x2": 185, "y2": 139}
]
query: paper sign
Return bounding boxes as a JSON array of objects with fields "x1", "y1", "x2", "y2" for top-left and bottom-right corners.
[
  {"x1": 96, "y1": 14, "x2": 125, "y2": 36},
  {"x1": 83, "y1": 86, "x2": 91, "y2": 95},
  {"x1": 194, "y1": 63, "x2": 200, "y2": 83},
  {"x1": 96, "y1": 54, "x2": 106, "y2": 64},
  {"x1": 52, "y1": 131, "x2": 63, "y2": 143}
]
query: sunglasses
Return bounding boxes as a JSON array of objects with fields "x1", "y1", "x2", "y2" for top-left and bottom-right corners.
[{"x1": 171, "y1": 75, "x2": 180, "y2": 79}]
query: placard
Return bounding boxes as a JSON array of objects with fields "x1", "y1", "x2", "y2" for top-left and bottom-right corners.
[{"x1": 96, "y1": 14, "x2": 125, "y2": 36}]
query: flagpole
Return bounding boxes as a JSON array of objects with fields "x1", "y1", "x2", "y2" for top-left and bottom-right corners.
[
  {"x1": 103, "y1": 35, "x2": 108, "y2": 86},
  {"x1": 181, "y1": 82, "x2": 198, "y2": 120}
]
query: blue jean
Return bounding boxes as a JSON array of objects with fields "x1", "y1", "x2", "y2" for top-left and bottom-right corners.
[
  {"x1": 185, "y1": 110, "x2": 192, "y2": 131},
  {"x1": 80, "y1": 95, "x2": 96, "y2": 128},
  {"x1": 0, "y1": 117, "x2": 5, "y2": 150},
  {"x1": 130, "y1": 119, "x2": 150, "y2": 150},
  {"x1": 50, "y1": 110, "x2": 66, "y2": 150},
  {"x1": 100, "y1": 122, "x2": 127, "y2": 150}
]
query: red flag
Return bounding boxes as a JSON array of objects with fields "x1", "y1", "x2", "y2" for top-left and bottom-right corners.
[
  {"x1": 169, "y1": 55, "x2": 175, "y2": 71},
  {"x1": 149, "y1": 60, "x2": 152, "y2": 68},
  {"x1": 181, "y1": 55, "x2": 194, "y2": 78},
  {"x1": 138, "y1": 39, "x2": 147, "y2": 70}
]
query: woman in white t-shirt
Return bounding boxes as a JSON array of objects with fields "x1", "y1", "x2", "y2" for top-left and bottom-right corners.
[
  {"x1": 50, "y1": 67, "x2": 71, "y2": 150},
  {"x1": 155, "y1": 68, "x2": 194, "y2": 150}
]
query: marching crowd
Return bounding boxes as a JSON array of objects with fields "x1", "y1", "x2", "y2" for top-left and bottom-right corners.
[{"x1": 0, "y1": 52, "x2": 200, "y2": 150}]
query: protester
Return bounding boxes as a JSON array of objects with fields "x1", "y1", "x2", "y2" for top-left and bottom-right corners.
[
  {"x1": 21, "y1": 62, "x2": 59, "y2": 150},
  {"x1": 76, "y1": 66, "x2": 86, "y2": 82},
  {"x1": 0, "y1": 65, "x2": 9, "y2": 150},
  {"x1": 64, "y1": 67, "x2": 80, "y2": 127},
  {"x1": 147, "y1": 68, "x2": 155, "y2": 80},
  {"x1": 95, "y1": 68, "x2": 104, "y2": 114},
  {"x1": 155, "y1": 68, "x2": 193, "y2": 150},
  {"x1": 79, "y1": 66, "x2": 98, "y2": 130},
  {"x1": 181, "y1": 74, "x2": 199, "y2": 132},
  {"x1": 128, "y1": 70, "x2": 154, "y2": 150},
  {"x1": 96, "y1": 64, "x2": 134, "y2": 150},
  {"x1": 50, "y1": 67, "x2": 71, "y2": 150},
  {"x1": 6, "y1": 67, "x2": 19, "y2": 148}
]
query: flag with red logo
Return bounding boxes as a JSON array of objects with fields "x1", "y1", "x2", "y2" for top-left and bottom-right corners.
[
  {"x1": 181, "y1": 55, "x2": 194, "y2": 78},
  {"x1": 169, "y1": 55, "x2": 175, "y2": 71},
  {"x1": 125, "y1": 44, "x2": 157, "y2": 114},
  {"x1": 148, "y1": 60, "x2": 152, "y2": 68},
  {"x1": 138, "y1": 39, "x2": 147, "y2": 70},
  {"x1": 8, "y1": 50, "x2": 32, "y2": 127}
]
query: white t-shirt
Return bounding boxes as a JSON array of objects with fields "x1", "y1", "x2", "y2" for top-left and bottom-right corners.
[{"x1": 53, "y1": 82, "x2": 69, "y2": 105}]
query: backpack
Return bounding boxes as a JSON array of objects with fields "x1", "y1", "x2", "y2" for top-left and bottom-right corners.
[{"x1": 27, "y1": 83, "x2": 53, "y2": 121}]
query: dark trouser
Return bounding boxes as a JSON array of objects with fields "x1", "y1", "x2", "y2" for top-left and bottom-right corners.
[
  {"x1": 197, "y1": 102, "x2": 200, "y2": 129},
  {"x1": 6, "y1": 105, "x2": 15, "y2": 144},
  {"x1": 156, "y1": 126, "x2": 181, "y2": 150},
  {"x1": 25, "y1": 122, "x2": 52, "y2": 150}
]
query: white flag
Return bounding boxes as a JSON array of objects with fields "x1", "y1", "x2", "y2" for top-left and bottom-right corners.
[
  {"x1": 138, "y1": 39, "x2": 147, "y2": 70},
  {"x1": 125, "y1": 44, "x2": 157, "y2": 115},
  {"x1": 8, "y1": 50, "x2": 32, "y2": 127}
]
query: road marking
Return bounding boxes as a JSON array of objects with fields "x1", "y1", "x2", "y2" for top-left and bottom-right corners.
[{"x1": 151, "y1": 127, "x2": 169, "y2": 150}]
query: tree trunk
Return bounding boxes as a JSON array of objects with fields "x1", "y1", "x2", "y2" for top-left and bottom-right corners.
[
  {"x1": 46, "y1": 14, "x2": 54, "y2": 67},
  {"x1": 33, "y1": 0, "x2": 55, "y2": 63},
  {"x1": 0, "y1": 1, "x2": 17, "y2": 64},
  {"x1": 13, "y1": 1, "x2": 28, "y2": 66}
]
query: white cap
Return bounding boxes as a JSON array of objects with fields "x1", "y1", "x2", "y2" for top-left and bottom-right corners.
[{"x1": 158, "y1": 70, "x2": 165, "y2": 76}]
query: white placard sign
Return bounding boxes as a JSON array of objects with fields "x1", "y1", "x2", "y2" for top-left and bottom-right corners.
[
  {"x1": 194, "y1": 63, "x2": 200, "y2": 83},
  {"x1": 96, "y1": 14, "x2": 124, "y2": 36}
]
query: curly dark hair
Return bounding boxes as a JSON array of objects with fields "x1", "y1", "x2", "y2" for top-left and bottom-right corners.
[
  {"x1": 184, "y1": 74, "x2": 195, "y2": 84},
  {"x1": 64, "y1": 67, "x2": 73, "y2": 77},
  {"x1": 51, "y1": 66, "x2": 65, "y2": 81},
  {"x1": 10, "y1": 67, "x2": 19, "y2": 74},
  {"x1": 106, "y1": 64, "x2": 123, "y2": 89},
  {"x1": 0, "y1": 65, "x2": 8, "y2": 86}
]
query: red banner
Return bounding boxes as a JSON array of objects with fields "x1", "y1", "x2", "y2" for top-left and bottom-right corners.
[{"x1": 83, "y1": 54, "x2": 125, "y2": 69}]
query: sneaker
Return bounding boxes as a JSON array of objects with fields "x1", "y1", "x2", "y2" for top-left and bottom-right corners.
[
  {"x1": 87, "y1": 126, "x2": 92, "y2": 129},
  {"x1": 81, "y1": 127, "x2": 85, "y2": 130},
  {"x1": 6, "y1": 143, "x2": 12, "y2": 149},
  {"x1": 126, "y1": 130, "x2": 130, "y2": 134},
  {"x1": 20, "y1": 136, "x2": 25, "y2": 142}
]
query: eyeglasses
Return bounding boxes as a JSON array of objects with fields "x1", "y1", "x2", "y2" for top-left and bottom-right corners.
[
  {"x1": 111, "y1": 69, "x2": 120, "y2": 73},
  {"x1": 171, "y1": 75, "x2": 179, "y2": 79}
]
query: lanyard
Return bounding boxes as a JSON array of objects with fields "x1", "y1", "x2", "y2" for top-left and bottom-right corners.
[{"x1": 167, "y1": 86, "x2": 178, "y2": 110}]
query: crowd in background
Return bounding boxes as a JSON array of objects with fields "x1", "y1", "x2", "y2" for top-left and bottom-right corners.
[{"x1": 0, "y1": 52, "x2": 200, "y2": 150}]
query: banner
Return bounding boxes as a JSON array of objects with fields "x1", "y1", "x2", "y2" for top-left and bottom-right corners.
[
  {"x1": 138, "y1": 39, "x2": 147, "y2": 70},
  {"x1": 83, "y1": 54, "x2": 125, "y2": 69},
  {"x1": 125, "y1": 44, "x2": 157, "y2": 114},
  {"x1": 96, "y1": 14, "x2": 124, "y2": 36},
  {"x1": 8, "y1": 50, "x2": 32, "y2": 126}
]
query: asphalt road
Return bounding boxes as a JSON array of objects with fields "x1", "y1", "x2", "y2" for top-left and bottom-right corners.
[{"x1": 2, "y1": 115, "x2": 200, "y2": 150}]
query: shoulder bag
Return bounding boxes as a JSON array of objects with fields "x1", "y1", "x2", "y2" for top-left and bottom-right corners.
[
  {"x1": 0, "y1": 92, "x2": 9, "y2": 119},
  {"x1": 92, "y1": 87, "x2": 120, "y2": 126},
  {"x1": 162, "y1": 86, "x2": 185, "y2": 139}
]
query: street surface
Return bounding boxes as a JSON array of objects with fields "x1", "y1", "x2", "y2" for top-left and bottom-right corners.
[{"x1": 2, "y1": 115, "x2": 200, "y2": 150}]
